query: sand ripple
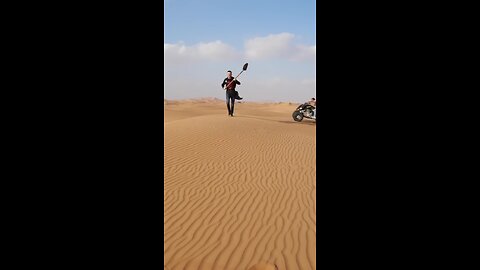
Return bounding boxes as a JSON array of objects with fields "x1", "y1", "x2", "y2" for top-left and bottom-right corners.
[{"x1": 165, "y1": 103, "x2": 316, "y2": 270}]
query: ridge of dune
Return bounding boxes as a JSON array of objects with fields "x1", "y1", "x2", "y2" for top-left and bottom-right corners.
[{"x1": 164, "y1": 102, "x2": 316, "y2": 270}]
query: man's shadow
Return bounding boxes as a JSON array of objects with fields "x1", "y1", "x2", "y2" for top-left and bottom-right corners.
[
  {"x1": 277, "y1": 120, "x2": 316, "y2": 125},
  {"x1": 238, "y1": 115, "x2": 316, "y2": 125}
]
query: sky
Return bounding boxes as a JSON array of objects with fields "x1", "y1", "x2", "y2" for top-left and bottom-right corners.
[{"x1": 164, "y1": 0, "x2": 316, "y2": 103}]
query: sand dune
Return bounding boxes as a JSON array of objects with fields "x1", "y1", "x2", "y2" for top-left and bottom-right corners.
[{"x1": 164, "y1": 99, "x2": 316, "y2": 270}]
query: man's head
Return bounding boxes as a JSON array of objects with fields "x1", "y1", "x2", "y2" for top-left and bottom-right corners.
[{"x1": 227, "y1": 70, "x2": 232, "y2": 78}]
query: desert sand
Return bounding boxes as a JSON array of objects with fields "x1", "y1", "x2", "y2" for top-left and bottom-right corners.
[{"x1": 164, "y1": 98, "x2": 316, "y2": 270}]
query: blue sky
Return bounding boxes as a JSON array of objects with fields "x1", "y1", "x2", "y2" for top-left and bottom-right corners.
[{"x1": 164, "y1": 0, "x2": 316, "y2": 102}]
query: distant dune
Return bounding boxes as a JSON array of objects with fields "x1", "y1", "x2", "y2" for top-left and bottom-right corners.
[
  {"x1": 164, "y1": 100, "x2": 316, "y2": 270},
  {"x1": 164, "y1": 98, "x2": 302, "y2": 107},
  {"x1": 165, "y1": 97, "x2": 223, "y2": 104}
]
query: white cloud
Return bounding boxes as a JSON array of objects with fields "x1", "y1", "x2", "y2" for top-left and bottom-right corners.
[
  {"x1": 293, "y1": 45, "x2": 316, "y2": 61},
  {"x1": 164, "y1": 41, "x2": 239, "y2": 65},
  {"x1": 244, "y1": 32, "x2": 295, "y2": 59},
  {"x1": 165, "y1": 33, "x2": 315, "y2": 67},
  {"x1": 197, "y1": 41, "x2": 235, "y2": 59},
  {"x1": 244, "y1": 33, "x2": 315, "y2": 61}
]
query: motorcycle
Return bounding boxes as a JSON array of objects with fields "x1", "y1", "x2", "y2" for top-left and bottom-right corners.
[{"x1": 292, "y1": 103, "x2": 316, "y2": 122}]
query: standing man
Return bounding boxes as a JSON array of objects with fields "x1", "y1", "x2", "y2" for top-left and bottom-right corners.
[
  {"x1": 221, "y1": 70, "x2": 242, "y2": 117},
  {"x1": 308, "y1": 97, "x2": 316, "y2": 119}
]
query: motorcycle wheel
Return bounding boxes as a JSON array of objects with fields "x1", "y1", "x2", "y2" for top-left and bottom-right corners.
[{"x1": 292, "y1": 111, "x2": 304, "y2": 122}]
